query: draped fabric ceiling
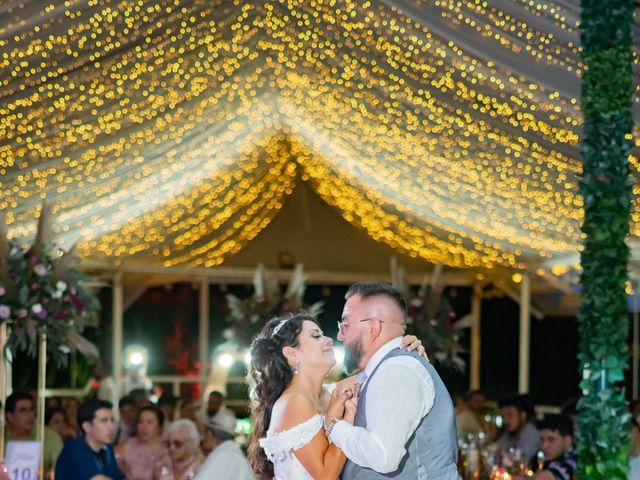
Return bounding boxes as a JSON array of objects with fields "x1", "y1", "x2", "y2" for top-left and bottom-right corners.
[{"x1": 2, "y1": 0, "x2": 640, "y2": 287}]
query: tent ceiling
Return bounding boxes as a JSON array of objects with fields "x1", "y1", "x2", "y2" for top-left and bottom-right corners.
[{"x1": 1, "y1": 0, "x2": 639, "y2": 284}]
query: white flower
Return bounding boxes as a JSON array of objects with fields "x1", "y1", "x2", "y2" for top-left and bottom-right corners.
[
  {"x1": 31, "y1": 303, "x2": 43, "y2": 314},
  {"x1": 56, "y1": 281, "x2": 67, "y2": 292},
  {"x1": 51, "y1": 291, "x2": 62, "y2": 299},
  {"x1": 0, "y1": 305, "x2": 10, "y2": 319},
  {"x1": 33, "y1": 264, "x2": 47, "y2": 277}
]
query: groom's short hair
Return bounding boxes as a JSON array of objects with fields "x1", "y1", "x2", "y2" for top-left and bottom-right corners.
[{"x1": 346, "y1": 282, "x2": 407, "y2": 317}]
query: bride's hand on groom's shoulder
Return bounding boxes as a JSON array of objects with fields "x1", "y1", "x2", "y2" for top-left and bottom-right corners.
[{"x1": 401, "y1": 335, "x2": 429, "y2": 360}]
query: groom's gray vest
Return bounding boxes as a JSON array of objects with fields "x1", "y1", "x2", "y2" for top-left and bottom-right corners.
[{"x1": 341, "y1": 348, "x2": 460, "y2": 479}]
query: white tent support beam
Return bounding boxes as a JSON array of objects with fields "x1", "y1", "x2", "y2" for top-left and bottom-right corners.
[
  {"x1": 494, "y1": 283, "x2": 544, "y2": 320},
  {"x1": 112, "y1": 272, "x2": 123, "y2": 389},
  {"x1": 470, "y1": 283, "x2": 482, "y2": 390},
  {"x1": 199, "y1": 276, "x2": 210, "y2": 399},
  {"x1": 539, "y1": 271, "x2": 573, "y2": 294},
  {"x1": 80, "y1": 260, "x2": 475, "y2": 286},
  {"x1": 518, "y1": 274, "x2": 531, "y2": 394},
  {"x1": 633, "y1": 293, "x2": 639, "y2": 400}
]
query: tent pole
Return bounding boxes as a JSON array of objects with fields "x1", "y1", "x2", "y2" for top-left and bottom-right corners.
[
  {"x1": 470, "y1": 284, "x2": 482, "y2": 390},
  {"x1": 112, "y1": 272, "x2": 123, "y2": 393},
  {"x1": 518, "y1": 275, "x2": 531, "y2": 394},
  {"x1": 199, "y1": 277, "x2": 210, "y2": 399},
  {"x1": 633, "y1": 292, "x2": 639, "y2": 400}
]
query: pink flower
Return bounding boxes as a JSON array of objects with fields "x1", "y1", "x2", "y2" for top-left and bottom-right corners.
[
  {"x1": 71, "y1": 296, "x2": 85, "y2": 309},
  {"x1": 36, "y1": 309, "x2": 48, "y2": 320},
  {"x1": 0, "y1": 305, "x2": 10, "y2": 319},
  {"x1": 17, "y1": 308, "x2": 27, "y2": 318},
  {"x1": 0, "y1": 286, "x2": 5, "y2": 296}
]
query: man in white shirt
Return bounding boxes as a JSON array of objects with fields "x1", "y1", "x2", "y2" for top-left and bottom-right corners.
[
  {"x1": 326, "y1": 282, "x2": 459, "y2": 479},
  {"x1": 196, "y1": 390, "x2": 236, "y2": 431},
  {"x1": 194, "y1": 418, "x2": 254, "y2": 480}
]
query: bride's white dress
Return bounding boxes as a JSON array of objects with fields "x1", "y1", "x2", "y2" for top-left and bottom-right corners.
[{"x1": 259, "y1": 414, "x2": 324, "y2": 480}]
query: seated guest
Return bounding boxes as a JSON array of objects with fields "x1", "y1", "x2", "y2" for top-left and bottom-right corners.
[
  {"x1": 456, "y1": 390, "x2": 495, "y2": 439},
  {"x1": 496, "y1": 394, "x2": 540, "y2": 465},
  {"x1": 64, "y1": 397, "x2": 81, "y2": 435},
  {"x1": 534, "y1": 415, "x2": 576, "y2": 480},
  {"x1": 196, "y1": 391, "x2": 236, "y2": 429},
  {"x1": 45, "y1": 407, "x2": 77, "y2": 442},
  {"x1": 114, "y1": 396, "x2": 137, "y2": 446},
  {"x1": 158, "y1": 394, "x2": 178, "y2": 433},
  {"x1": 154, "y1": 419, "x2": 204, "y2": 479},
  {"x1": 4, "y1": 391, "x2": 63, "y2": 477},
  {"x1": 116, "y1": 405, "x2": 170, "y2": 479},
  {"x1": 194, "y1": 417, "x2": 254, "y2": 480},
  {"x1": 55, "y1": 399, "x2": 124, "y2": 480},
  {"x1": 630, "y1": 417, "x2": 640, "y2": 479}
]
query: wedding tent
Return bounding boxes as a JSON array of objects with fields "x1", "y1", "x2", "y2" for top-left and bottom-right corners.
[
  {"x1": 1, "y1": 1, "x2": 640, "y2": 413},
  {"x1": 3, "y1": 0, "x2": 639, "y2": 290}
]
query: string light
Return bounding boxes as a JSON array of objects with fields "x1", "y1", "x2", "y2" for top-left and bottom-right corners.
[{"x1": 1, "y1": 0, "x2": 638, "y2": 272}]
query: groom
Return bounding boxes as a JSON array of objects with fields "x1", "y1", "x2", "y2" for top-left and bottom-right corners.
[{"x1": 325, "y1": 282, "x2": 460, "y2": 479}]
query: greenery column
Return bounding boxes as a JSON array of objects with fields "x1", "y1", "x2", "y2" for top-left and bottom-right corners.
[{"x1": 577, "y1": 0, "x2": 634, "y2": 478}]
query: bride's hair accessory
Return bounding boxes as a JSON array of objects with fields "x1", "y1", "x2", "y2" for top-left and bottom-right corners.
[{"x1": 272, "y1": 318, "x2": 288, "y2": 336}]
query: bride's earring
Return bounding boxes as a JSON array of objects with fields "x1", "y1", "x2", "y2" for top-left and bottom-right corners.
[{"x1": 294, "y1": 361, "x2": 300, "y2": 375}]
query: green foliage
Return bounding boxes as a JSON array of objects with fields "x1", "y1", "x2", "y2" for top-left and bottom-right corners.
[{"x1": 577, "y1": 0, "x2": 634, "y2": 477}]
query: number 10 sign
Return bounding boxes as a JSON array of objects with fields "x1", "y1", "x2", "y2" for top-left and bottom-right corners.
[{"x1": 4, "y1": 441, "x2": 41, "y2": 480}]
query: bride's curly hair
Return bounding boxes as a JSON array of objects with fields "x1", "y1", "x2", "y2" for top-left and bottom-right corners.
[{"x1": 246, "y1": 313, "x2": 317, "y2": 475}]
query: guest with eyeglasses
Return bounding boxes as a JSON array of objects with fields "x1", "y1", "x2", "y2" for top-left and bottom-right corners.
[
  {"x1": 155, "y1": 419, "x2": 203, "y2": 480},
  {"x1": 116, "y1": 405, "x2": 170, "y2": 480},
  {"x1": 4, "y1": 391, "x2": 63, "y2": 479}
]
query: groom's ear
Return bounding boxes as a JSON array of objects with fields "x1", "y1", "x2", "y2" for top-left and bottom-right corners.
[
  {"x1": 367, "y1": 319, "x2": 384, "y2": 341},
  {"x1": 282, "y1": 345, "x2": 297, "y2": 363}
]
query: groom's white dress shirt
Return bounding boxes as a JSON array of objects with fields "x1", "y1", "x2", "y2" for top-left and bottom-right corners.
[{"x1": 330, "y1": 336, "x2": 436, "y2": 474}]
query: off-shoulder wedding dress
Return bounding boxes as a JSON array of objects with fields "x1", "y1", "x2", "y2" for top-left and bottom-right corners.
[{"x1": 259, "y1": 414, "x2": 324, "y2": 480}]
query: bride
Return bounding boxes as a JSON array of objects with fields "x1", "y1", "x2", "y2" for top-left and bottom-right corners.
[{"x1": 247, "y1": 313, "x2": 426, "y2": 479}]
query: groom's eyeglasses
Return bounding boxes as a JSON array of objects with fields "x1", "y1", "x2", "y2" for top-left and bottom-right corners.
[{"x1": 337, "y1": 317, "x2": 384, "y2": 334}]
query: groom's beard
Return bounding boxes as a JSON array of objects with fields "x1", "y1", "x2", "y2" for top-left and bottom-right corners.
[{"x1": 343, "y1": 338, "x2": 364, "y2": 374}]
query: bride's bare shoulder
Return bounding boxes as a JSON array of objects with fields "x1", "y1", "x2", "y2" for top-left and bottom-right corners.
[{"x1": 269, "y1": 390, "x2": 318, "y2": 434}]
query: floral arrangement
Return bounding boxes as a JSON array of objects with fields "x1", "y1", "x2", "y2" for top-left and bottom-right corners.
[
  {"x1": 224, "y1": 263, "x2": 323, "y2": 346},
  {"x1": 399, "y1": 265, "x2": 467, "y2": 370},
  {"x1": 0, "y1": 204, "x2": 99, "y2": 366}
]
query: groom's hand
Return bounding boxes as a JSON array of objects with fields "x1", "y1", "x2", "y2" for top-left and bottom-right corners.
[{"x1": 343, "y1": 388, "x2": 359, "y2": 424}]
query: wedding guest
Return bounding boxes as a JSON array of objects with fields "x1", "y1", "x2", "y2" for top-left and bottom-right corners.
[
  {"x1": 45, "y1": 407, "x2": 77, "y2": 442},
  {"x1": 630, "y1": 417, "x2": 640, "y2": 479},
  {"x1": 456, "y1": 390, "x2": 495, "y2": 439},
  {"x1": 114, "y1": 396, "x2": 138, "y2": 445},
  {"x1": 4, "y1": 391, "x2": 63, "y2": 477},
  {"x1": 116, "y1": 405, "x2": 170, "y2": 479},
  {"x1": 195, "y1": 418, "x2": 253, "y2": 480},
  {"x1": 55, "y1": 399, "x2": 123, "y2": 480},
  {"x1": 496, "y1": 394, "x2": 540, "y2": 465},
  {"x1": 154, "y1": 419, "x2": 204, "y2": 480},
  {"x1": 196, "y1": 391, "x2": 236, "y2": 431},
  {"x1": 533, "y1": 415, "x2": 576, "y2": 480},
  {"x1": 176, "y1": 399, "x2": 199, "y2": 426},
  {"x1": 64, "y1": 397, "x2": 81, "y2": 434}
]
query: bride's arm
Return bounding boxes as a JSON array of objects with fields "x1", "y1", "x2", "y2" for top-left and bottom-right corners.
[{"x1": 272, "y1": 390, "x2": 352, "y2": 480}]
